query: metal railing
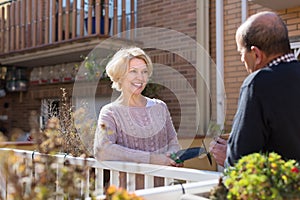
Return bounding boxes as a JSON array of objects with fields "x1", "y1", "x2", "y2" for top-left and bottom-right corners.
[{"x1": 0, "y1": 148, "x2": 220, "y2": 199}]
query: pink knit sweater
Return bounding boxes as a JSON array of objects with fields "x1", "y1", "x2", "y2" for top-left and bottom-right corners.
[{"x1": 93, "y1": 98, "x2": 181, "y2": 163}]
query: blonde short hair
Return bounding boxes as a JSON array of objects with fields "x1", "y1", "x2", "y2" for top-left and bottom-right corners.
[{"x1": 106, "y1": 47, "x2": 153, "y2": 91}]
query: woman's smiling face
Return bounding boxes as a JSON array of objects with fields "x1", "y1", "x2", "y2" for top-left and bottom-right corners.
[{"x1": 120, "y1": 58, "x2": 149, "y2": 95}]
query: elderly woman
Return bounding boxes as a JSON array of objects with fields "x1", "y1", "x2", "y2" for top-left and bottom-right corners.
[{"x1": 94, "y1": 47, "x2": 181, "y2": 166}]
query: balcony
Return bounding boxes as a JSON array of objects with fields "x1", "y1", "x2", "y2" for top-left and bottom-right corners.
[{"x1": 0, "y1": 0, "x2": 136, "y2": 67}]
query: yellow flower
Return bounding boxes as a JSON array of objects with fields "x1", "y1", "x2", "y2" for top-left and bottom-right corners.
[
  {"x1": 271, "y1": 163, "x2": 277, "y2": 168},
  {"x1": 106, "y1": 185, "x2": 144, "y2": 200},
  {"x1": 271, "y1": 168, "x2": 276, "y2": 174},
  {"x1": 107, "y1": 185, "x2": 117, "y2": 195},
  {"x1": 18, "y1": 164, "x2": 26, "y2": 174},
  {"x1": 246, "y1": 163, "x2": 255, "y2": 169},
  {"x1": 7, "y1": 153, "x2": 18, "y2": 164},
  {"x1": 282, "y1": 175, "x2": 287, "y2": 183}
]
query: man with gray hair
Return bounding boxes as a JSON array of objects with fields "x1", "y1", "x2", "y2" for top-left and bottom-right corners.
[{"x1": 209, "y1": 11, "x2": 300, "y2": 167}]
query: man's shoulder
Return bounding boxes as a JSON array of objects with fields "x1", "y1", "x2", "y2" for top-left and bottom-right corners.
[
  {"x1": 242, "y1": 61, "x2": 300, "y2": 91},
  {"x1": 242, "y1": 69, "x2": 264, "y2": 87}
]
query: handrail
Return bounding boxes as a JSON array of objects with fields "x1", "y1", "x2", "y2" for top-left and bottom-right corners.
[
  {"x1": 0, "y1": 1, "x2": 12, "y2": 6},
  {"x1": 0, "y1": 148, "x2": 221, "y2": 199},
  {"x1": 134, "y1": 180, "x2": 217, "y2": 200}
]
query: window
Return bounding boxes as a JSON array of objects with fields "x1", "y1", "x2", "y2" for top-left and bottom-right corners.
[{"x1": 40, "y1": 99, "x2": 60, "y2": 130}]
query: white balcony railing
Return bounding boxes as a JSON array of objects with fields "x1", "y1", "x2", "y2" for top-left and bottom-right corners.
[{"x1": 0, "y1": 148, "x2": 221, "y2": 200}]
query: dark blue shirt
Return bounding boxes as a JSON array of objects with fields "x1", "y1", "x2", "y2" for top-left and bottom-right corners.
[{"x1": 226, "y1": 60, "x2": 300, "y2": 166}]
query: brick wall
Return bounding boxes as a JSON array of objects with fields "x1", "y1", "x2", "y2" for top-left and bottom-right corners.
[
  {"x1": 0, "y1": 79, "x2": 112, "y2": 136},
  {"x1": 222, "y1": 0, "x2": 247, "y2": 131},
  {"x1": 137, "y1": 0, "x2": 198, "y2": 137},
  {"x1": 137, "y1": 0, "x2": 197, "y2": 35}
]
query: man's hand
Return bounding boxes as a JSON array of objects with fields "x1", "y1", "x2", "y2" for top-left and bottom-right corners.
[{"x1": 209, "y1": 137, "x2": 227, "y2": 167}]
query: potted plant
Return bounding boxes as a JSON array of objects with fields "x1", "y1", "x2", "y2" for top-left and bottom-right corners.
[{"x1": 210, "y1": 152, "x2": 300, "y2": 200}]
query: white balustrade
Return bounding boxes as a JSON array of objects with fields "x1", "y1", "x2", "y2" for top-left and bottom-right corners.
[{"x1": 0, "y1": 148, "x2": 221, "y2": 200}]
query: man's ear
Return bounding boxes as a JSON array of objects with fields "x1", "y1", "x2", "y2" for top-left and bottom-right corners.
[{"x1": 251, "y1": 46, "x2": 263, "y2": 65}]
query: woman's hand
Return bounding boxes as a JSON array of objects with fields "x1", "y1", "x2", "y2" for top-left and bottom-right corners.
[
  {"x1": 171, "y1": 161, "x2": 184, "y2": 167},
  {"x1": 150, "y1": 153, "x2": 184, "y2": 167},
  {"x1": 167, "y1": 153, "x2": 184, "y2": 167},
  {"x1": 209, "y1": 137, "x2": 227, "y2": 167}
]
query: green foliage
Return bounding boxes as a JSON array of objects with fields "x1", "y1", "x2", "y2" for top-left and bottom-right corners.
[
  {"x1": 223, "y1": 152, "x2": 300, "y2": 200},
  {"x1": 81, "y1": 53, "x2": 111, "y2": 81}
]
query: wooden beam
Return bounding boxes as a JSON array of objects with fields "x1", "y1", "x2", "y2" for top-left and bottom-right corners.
[
  {"x1": 58, "y1": 0, "x2": 63, "y2": 41},
  {"x1": 32, "y1": 0, "x2": 37, "y2": 46},
  {"x1": 21, "y1": 0, "x2": 26, "y2": 48},
  {"x1": 9, "y1": 2, "x2": 15, "y2": 51},
  {"x1": 38, "y1": 0, "x2": 43, "y2": 45},
  {"x1": 15, "y1": 0, "x2": 20, "y2": 50},
  {"x1": 27, "y1": 0, "x2": 32, "y2": 47},
  {"x1": 72, "y1": 0, "x2": 77, "y2": 39},
  {"x1": 80, "y1": 0, "x2": 84, "y2": 37},
  {"x1": 113, "y1": 0, "x2": 117, "y2": 35},
  {"x1": 0, "y1": 7, "x2": 4, "y2": 53},
  {"x1": 65, "y1": 0, "x2": 70, "y2": 40},
  {"x1": 45, "y1": 0, "x2": 50, "y2": 44},
  {"x1": 51, "y1": 0, "x2": 56, "y2": 42}
]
